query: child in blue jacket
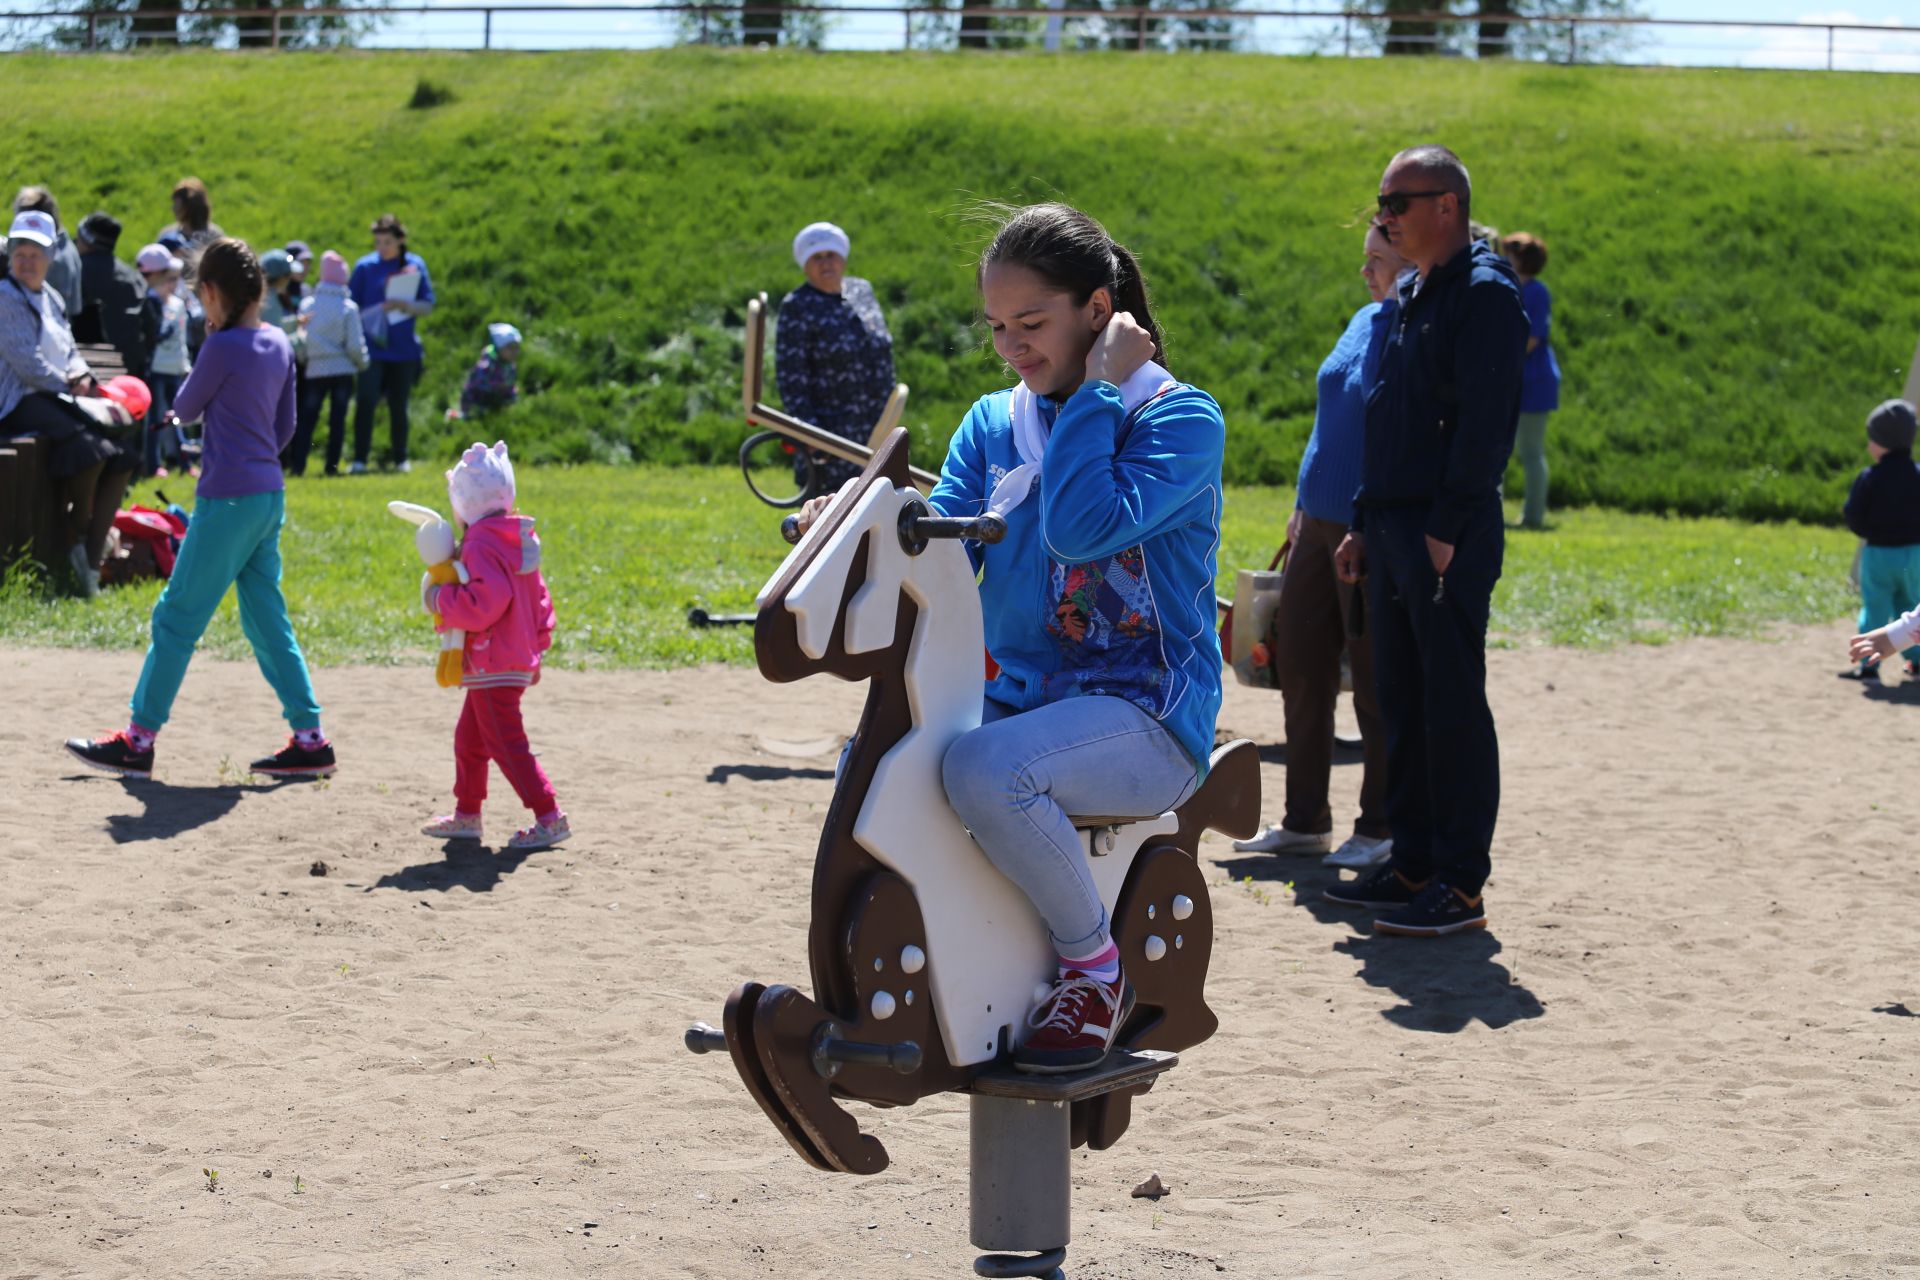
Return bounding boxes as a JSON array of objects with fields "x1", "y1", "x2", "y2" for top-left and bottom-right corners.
[{"x1": 796, "y1": 203, "x2": 1225, "y2": 1074}]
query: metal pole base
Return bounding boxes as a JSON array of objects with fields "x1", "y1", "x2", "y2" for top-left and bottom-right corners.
[{"x1": 974, "y1": 1246, "x2": 1067, "y2": 1279}]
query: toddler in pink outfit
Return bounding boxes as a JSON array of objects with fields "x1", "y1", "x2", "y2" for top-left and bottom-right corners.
[{"x1": 420, "y1": 441, "x2": 570, "y2": 850}]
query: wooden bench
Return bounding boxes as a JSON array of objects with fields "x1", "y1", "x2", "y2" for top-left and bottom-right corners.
[{"x1": 0, "y1": 343, "x2": 137, "y2": 574}]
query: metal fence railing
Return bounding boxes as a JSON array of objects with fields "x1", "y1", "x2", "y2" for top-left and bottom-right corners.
[{"x1": 2, "y1": 4, "x2": 1915, "y2": 72}]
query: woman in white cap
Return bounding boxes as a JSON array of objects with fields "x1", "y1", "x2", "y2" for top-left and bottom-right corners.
[
  {"x1": 775, "y1": 221, "x2": 894, "y2": 492},
  {"x1": 0, "y1": 208, "x2": 134, "y2": 597}
]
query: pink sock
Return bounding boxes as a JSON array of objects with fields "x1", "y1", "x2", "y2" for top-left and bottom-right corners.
[
  {"x1": 294, "y1": 726, "x2": 327, "y2": 750},
  {"x1": 1059, "y1": 938, "x2": 1120, "y2": 983},
  {"x1": 125, "y1": 722, "x2": 156, "y2": 752},
  {"x1": 536, "y1": 808, "x2": 563, "y2": 827}
]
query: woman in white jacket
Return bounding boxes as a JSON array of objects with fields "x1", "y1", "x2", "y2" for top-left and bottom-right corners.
[{"x1": 296, "y1": 250, "x2": 370, "y2": 476}]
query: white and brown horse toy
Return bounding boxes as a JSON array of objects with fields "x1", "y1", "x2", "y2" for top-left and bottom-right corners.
[{"x1": 686, "y1": 427, "x2": 1261, "y2": 1176}]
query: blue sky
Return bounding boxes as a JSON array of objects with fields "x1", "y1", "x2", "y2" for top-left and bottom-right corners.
[{"x1": 357, "y1": 0, "x2": 1918, "y2": 70}]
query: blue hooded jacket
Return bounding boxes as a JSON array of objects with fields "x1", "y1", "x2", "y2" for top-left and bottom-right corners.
[{"x1": 929, "y1": 378, "x2": 1226, "y2": 772}]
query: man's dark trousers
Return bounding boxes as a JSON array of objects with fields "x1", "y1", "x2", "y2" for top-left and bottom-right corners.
[{"x1": 1363, "y1": 498, "x2": 1503, "y2": 897}]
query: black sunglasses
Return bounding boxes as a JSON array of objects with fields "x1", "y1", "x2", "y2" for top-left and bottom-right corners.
[{"x1": 1376, "y1": 190, "x2": 1450, "y2": 217}]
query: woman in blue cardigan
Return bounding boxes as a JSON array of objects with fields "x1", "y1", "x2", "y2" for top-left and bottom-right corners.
[{"x1": 797, "y1": 203, "x2": 1225, "y2": 1073}]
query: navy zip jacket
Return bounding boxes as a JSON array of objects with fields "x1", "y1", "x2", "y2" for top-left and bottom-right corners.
[
  {"x1": 1354, "y1": 240, "x2": 1530, "y2": 544},
  {"x1": 1844, "y1": 451, "x2": 1920, "y2": 547}
]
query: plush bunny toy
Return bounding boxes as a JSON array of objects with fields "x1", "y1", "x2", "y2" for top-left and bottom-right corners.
[{"x1": 387, "y1": 500, "x2": 468, "y2": 688}]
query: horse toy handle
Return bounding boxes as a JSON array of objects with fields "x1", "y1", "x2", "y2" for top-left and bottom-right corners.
[{"x1": 781, "y1": 501, "x2": 1007, "y2": 552}]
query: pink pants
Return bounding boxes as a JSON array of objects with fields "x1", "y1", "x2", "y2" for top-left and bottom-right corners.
[{"x1": 453, "y1": 686, "x2": 557, "y2": 817}]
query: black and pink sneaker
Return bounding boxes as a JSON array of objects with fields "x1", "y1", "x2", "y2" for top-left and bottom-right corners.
[
  {"x1": 250, "y1": 739, "x2": 337, "y2": 778},
  {"x1": 64, "y1": 731, "x2": 154, "y2": 780},
  {"x1": 1012, "y1": 970, "x2": 1135, "y2": 1075}
]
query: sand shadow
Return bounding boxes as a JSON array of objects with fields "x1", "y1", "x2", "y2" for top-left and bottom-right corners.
[
  {"x1": 705, "y1": 763, "x2": 836, "y2": 784},
  {"x1": 1216, "y1": 851, "x2": 1545, "y2": 1032},
  {"x1": 1873, "y1": 1002, "x2": 1917, "y2": 1018},
  {"x1": 367, "y1": 843, "x2": 541, "y2": 893},
  {"x1": 1253, "y1": 739, "x2": 1364, "y2": 768},
  {"x1": 89, "y1": 775, "x2": 300, "y2": 844},
  {"x1": 1860, "y1": 680, "x2": 1920, "y2": 706},
  {"x1": 1332, "y1": 931, "x2": 1545, "y2": 1032}
]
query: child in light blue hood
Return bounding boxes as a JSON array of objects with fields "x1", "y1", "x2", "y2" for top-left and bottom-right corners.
[{"x1": 450, "y1": 322, "x2": 520, "y2": 420}]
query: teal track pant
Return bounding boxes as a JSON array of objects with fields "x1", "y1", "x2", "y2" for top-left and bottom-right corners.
[
  {"x1": 1858, "y1": 543, "x2": 1920, "y2": 664},
  {"x1": 131, "y1": 490, "x2": 322, "y2": 733}
]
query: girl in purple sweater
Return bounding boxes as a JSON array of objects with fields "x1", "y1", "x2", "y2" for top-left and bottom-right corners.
[{"x1": 65, "y1": 239, "x2": 334, "y2": 782}]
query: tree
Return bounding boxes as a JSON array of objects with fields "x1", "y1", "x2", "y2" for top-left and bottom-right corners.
[
  {"x1": 1355, "y1": 0, "x2": 1643, "y2": 60},
  {"x1": 30, "y1": 0, "x2": 384, "y2": 50}
]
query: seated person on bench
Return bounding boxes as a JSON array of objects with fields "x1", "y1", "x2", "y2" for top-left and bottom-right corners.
[
  {"x1": 0, "y1": 210, "x2": 135, "y2": 598},
  {"x1": 797, "y1": 204, "x2": 1226, "y2": 1074}
]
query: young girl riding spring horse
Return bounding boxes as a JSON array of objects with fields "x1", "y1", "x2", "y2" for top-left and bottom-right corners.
[{"x1": 688, "y1": 204, "x2": 1260, "y2": 1176}]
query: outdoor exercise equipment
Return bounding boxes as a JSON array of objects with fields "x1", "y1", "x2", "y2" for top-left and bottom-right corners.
[
  {"x1": 684, "y1": 428, "x2": 1262, "y2": 1278},
  {"x1": 737, "y1": 291, "x2": 930, "y2": 507},
  {"x1": 387, "y1": 500, "x2": 467, "y2": 688}
]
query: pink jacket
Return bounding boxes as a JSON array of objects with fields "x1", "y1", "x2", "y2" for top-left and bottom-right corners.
[{"x1": 429, "y1": 514, "x2": 555, "y2": 688}]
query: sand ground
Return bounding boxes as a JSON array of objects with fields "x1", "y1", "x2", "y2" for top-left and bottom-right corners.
[{"x1": 3, "y1": 626, "x2": 1918, "y2": 1279}]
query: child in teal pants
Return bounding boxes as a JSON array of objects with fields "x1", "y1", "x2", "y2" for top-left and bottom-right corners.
[{"x1": 65, "y1": 237, "x2": 334, "y2": 781}]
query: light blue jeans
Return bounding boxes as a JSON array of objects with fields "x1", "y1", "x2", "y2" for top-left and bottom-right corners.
[
  {"x1": 942, "y1": 695, "x2": 1198, "y2": 953},
  {"x1": 1859, "y1": 543, "x2": 1920, "y2": 664},
  {"x1": 131, "y1": 490, "x2": 322, "y2": 733}
]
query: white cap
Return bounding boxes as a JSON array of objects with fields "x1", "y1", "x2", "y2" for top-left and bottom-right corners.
[
  {"x1": 135, "y1": 243, "x2": 183, "y2": 274},
  {"x1": 8, "y1": 210, "x2": 56, "y2": 247},
  {"x1": 792, "y1": 221, "x2": 850, "y2": 271}
]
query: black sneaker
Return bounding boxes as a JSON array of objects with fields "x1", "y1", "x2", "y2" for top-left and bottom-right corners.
[
  {"x1": 64, "y1": 731, "x2": 154, "y2": 780},
  {"x1": 1839, "y1": 663, "x2": 1882, "y2": 682},
  {"x1": 1323, "y1": 864, "x2": 1429, "y2": 910},
  {"x1": 251, "y1": 738, "x2": 337, "y2": 778},
  {"x1": 1374, "y1": 881, "x2": 1488, "y2": 937}
]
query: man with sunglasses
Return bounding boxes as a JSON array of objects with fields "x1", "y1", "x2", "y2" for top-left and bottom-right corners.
[{"x1": 1328, "y1": 144, "x2": 1529, "y2": 938}]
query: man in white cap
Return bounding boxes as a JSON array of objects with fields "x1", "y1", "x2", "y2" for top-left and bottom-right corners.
[{"x1": 775, "y1": 220, "x2": 894, "y2": 493}]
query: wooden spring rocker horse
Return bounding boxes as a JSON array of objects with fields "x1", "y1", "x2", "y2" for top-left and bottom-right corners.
[{"x1": 685, "y1": 429, "x2": 1261, "y2": 1278}]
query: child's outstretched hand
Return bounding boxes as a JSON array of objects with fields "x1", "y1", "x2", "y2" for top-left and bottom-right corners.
[{"x1": 1851, "y1": 628, "x2": 1897, "y2": 664}]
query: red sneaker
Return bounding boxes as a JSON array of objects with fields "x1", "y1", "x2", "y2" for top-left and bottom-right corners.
[{"x1": 1012, "y1": 970, "x2": 1135, "y2": 1075}]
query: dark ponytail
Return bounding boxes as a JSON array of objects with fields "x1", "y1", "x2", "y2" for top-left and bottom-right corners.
[
  {"x1": 196, "y1": 237, "x2": 264, "y2": 332},
  {"x1": 978, "y1": 202, "x2": 1167, "y2": 370}
]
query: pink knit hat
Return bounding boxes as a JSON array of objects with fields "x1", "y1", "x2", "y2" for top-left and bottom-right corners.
[{"x1": 319, "y1": 250, "x2": 348, "y2": 286}]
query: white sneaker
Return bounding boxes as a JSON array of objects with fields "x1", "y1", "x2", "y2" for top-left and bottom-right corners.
[
  {"x1": 349, "y1": 460, "x2": 368, "y2": 475},
  {"x1": 1231, "y1": 824, "x2": 1330, "y2": 854},
  {"x1": 394, "y1": 460, "x2": 412, "y2": 474},
  {"x1": 508, "y1": 813, "x2": 571, "y2": 850},
  {"x1": 1324, "y1": 834, "x2": 1393, "y2": 869},
  {"x1": 421, "y1": 812, "x2": 483, "y2": 841}
]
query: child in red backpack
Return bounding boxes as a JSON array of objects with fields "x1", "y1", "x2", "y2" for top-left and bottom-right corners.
[{"x1": 419, "y1": 440, "x2": 570, "y2": 850}]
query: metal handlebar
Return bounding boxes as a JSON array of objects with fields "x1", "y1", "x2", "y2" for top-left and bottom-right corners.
[
  {"x1": 684, "y1": 1022, "x2": 727, "y2": 1055},
  {"x1": 897, "y1": 497, "x2": 1005, "y2": 555},
  {"x1": 780, "y1": 502, "x2": 1007, "y2": 553},
  {"x1": 811, "y1": 1026, "x2": 923, "y2": 1078}
]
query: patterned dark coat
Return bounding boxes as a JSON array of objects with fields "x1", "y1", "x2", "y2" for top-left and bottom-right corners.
[{"x1": 775, "y1": 278, "x2": 894, "y2": 489}]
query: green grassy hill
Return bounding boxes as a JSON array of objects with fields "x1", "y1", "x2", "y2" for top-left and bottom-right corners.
[{"x1": 9, "y1": 49, "x2": 1918, "y2": 522}]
